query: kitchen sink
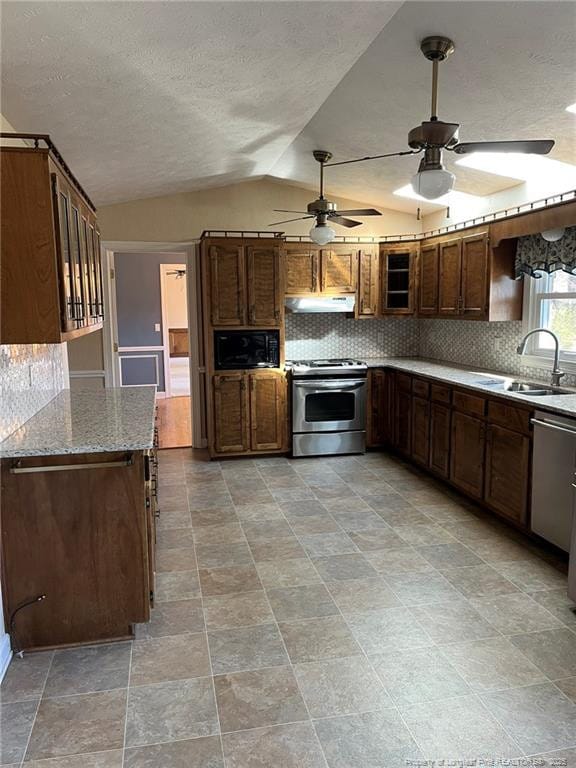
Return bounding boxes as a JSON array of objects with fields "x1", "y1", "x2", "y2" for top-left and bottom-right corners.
[{"x1": 502, "y1": 381, "x2": 574, "y2": 396}]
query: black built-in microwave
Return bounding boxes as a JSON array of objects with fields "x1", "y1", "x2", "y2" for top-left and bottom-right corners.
[{"x1": 214, "y1": 330, "x2": 280, "y2": 370}]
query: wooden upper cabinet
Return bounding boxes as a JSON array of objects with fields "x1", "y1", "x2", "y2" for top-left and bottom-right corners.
[
  {"x1": 380, "y1": 244, "x2": 416, "y2": 315},
  {"x1": 320, "y1": 248, "x2": 357, "y2": 293},
  {"x1": 213, "y1": 374, "x2": 250, "y2": 453},
  {"x1": 249, "y1": 371, "x2": 286, "y2": 452},
  {"x1": 357, "y1": 248, "x2": 379, "y2": 318},
  {"x1": 1, "y1": 140, "x2": 102, "y2": 344},
  {"x1": 208, "y1": 244, "x2": 246, "y2": 326},
  {"x1": 418, "y1": 242, "x2": 439, "y2": 315},
  {"x1": 484, "y1": 423, "x2": 530, "y2": 525},
  {"x1": 461, "y1": 232, "x2": 489, "y2": 316},
  {"x1": 246, "y1": 245, "x2": 282, "y2": 326},
  {"x1": 438, "y1": 238, "x2": 462, "y2": 315},
  {"x1": 450, "y1": 410, "x2": 485, "y2": 499},
  {"x1": 285, "y1": 246, "x2": 318, "y2": 294}
]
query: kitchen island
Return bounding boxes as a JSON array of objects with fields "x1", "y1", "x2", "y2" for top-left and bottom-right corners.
[{"x1": 0, "y1": 387, "x2": 158, "y2": 652}]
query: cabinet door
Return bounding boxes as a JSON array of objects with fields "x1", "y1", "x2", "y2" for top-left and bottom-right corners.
[
  {"x1": 438, "y1": 238, "x2": 462, "y2": 315},
  {"x1": 209, "y1": 244, "x2": 246, "y2": 326},
  {"x1": 81, "y1": 213, "x2": 97, "y2": 323},
  {"x1": 69, "y1": 196, "x2": 88, "y2": 327},
  {"x1": 461, "y1": 232, "x2": 489, "y2": 317},
  {"x1": 380, "y1": 246, "x2": 416, "y2": 314},
  {"x1": 394, "y1": 387, "x2": 412, "y2": 456},
  {"x1": 246, "y1": 245, "x2": 282, "y2": 326},
  {"x1": 285, "y1": 248, "x2": 318, "y2": 294},
  {"x1": 249, "y1": 371, "x2": 286, "y2": 452},
  {"x1": 429, "y1": 403, "x2": 451, "y2": 478},
  {"x1": 52, "y1": 174, "x2": 76, "y2": 332},
  {"x1": 485, "y1": 424, "x2": 530, "y2": 525},
  {"x1": 411, "y1": 396, "x2": 430, "y2": 467},
  {"x1": 320, "y1": 248, "x2": 358, "y2": 293},
  {"x1": 450, "y1": 411, "x2": 485, "y2": 498},
  {"x1": 367, "y1": 369, "x2": 389, "y2": 446},
  {"x1": 418, "y1": 243, "x2": 439, "y2": 315},
  {"x1": 357, "y1": 248, "x2": 379, "y2": 317},
  {"x1": 213, "y1": 374, "x2": 250, "y2": 453}
]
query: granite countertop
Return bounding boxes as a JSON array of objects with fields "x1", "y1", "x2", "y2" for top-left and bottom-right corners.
[
  {"x1": 0, "y1": 387, "x2": 157, "y2": 458},
  {"x1": 363, "y1": 357, "x2": 576, "y2": 418}
]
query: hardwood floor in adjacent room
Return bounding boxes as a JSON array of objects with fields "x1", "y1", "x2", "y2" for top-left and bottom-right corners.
[{"x1": 156, "y1": 396, "x2": 192, "y2": 449}]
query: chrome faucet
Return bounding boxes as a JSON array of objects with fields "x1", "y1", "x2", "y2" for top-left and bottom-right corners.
[{"x1": 517, "y1": 328, "x2": 565, "y2": 387}]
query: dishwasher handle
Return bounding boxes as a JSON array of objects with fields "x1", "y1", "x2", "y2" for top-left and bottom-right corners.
[{"x1": 531, "y1": 418, "x2": 576, "y2": 437}]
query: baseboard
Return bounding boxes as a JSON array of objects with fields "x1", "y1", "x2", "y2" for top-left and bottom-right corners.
[{"x1": 0, "y1": 632, "x2": 12, "y2": 682}]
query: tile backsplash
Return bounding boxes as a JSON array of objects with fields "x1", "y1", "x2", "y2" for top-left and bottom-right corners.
[
  {"x1": 285, "y1": 315, "x2": 420, "y2": 360},
  {"x1": 0, "y1": 344, "x2": 68, "y2": 441},
  {"x1": 285, "y1": 315, "x2": 576, "y2": 387}
]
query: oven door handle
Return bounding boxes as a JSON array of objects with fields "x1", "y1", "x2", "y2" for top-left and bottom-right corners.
[{"x1": 293, "y1": 380, "x2": 366, "y2": 390}]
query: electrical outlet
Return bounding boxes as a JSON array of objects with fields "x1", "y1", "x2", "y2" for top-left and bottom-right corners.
[{"x1": 154, "y1": 323, "x2": 161, "y2": 333}]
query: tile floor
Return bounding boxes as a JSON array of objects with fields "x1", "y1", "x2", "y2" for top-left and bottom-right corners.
[{"x1": 2, "y1": 448, "x2": 576, "y2": 767}]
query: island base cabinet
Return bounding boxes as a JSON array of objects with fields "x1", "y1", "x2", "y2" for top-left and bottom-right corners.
[
  {"x1": 485, "y1": 424, "x2": 530, "y2": 525},
  {"x1": 0, "y1": 451, "x2": 150, "y2": 652},
  {"x1": 450, "y1": 411, "x2": 485, "y2": 499}
]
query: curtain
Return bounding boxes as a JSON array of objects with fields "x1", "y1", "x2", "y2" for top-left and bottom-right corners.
[{"x1": 515, "y1": 226, "x2": 576, "y2": 278}]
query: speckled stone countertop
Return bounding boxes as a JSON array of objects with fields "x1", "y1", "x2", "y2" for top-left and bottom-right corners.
[
  {"x1": 0, "y1": 387, "x2": 157, "y2": 458},
  {"x1": 364, "y1": 358, "x2": 576, "y2": 418}
]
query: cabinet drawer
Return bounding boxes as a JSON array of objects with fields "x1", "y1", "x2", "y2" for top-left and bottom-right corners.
[
  {"x1": 488, "y1": 400, "x2": 532, "y2": 435},
  {"x1": 431, "y1": 383, "x2": 452, "y2": 405},
  {"x1": 412, "y1": 379, "x2": 430, "y2": 399},
  {"x1": 396, "y1": 372, "x2": 412, "y2": 393},
  {"x1": 453, "y1": 390, "x2": 486, "y2": 417}
]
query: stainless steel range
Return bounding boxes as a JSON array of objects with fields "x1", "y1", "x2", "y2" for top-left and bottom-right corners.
[{"x1": 287, "y1": 359, "x2": 368, "y2": 457}]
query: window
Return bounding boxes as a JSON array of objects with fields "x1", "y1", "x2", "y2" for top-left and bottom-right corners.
[{"x1": 524, "y1": 270, "x2": 576, "y2": 370}]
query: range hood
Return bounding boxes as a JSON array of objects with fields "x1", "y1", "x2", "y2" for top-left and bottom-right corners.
[{"x1": 285, "y1": 295, "x2": 356, "y2": 314}]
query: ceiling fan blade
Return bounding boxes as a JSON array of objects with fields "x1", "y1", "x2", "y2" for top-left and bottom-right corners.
[
  {"x1": 269, "y1": 216, "x2": 314, "y2": 226},
  {"x1": 273, "y1": 209, "x2": 310, "y2": 214},
  {"x1": 336, "y1": 208, "x2": 382, "y2": 217},
  {"x1": 329, "y1": 215, "x2": 362, "y2": 228},
  {"x1": 452, "y1": 139, "x2": 555, "y2": 155}
]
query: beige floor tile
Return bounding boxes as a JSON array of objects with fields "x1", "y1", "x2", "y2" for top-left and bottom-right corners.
[
  {"x1": 208, "y1": 623, "x2": 289, "y2": 674},
  {"x1": 130, "y1": 632, "x2": 210, "y2": 685},
  {"x1": 0, "y1": 652, "x2": 53, "y2": 704},
  {"x1": 222, "y1": 722, "x2": 326, "y2": 768},
  {"x1": 43, "y1": 644, "x2": 130, "y2": 697},
  {"x1": 135, "y1": 598, "x2": 205, "y2": 638},
  {"x1": 199, "y1": 564, "x2": 262, "y2": 596},
  {"x1": 23, "y1": 749, "x2": 123, "y2": 768},
  {"x1": 0, "y1": 699, "x2": 39, "y2": 764},
  {"x1": 124, "y1": 736, "x2": 223, "y2": 768},
  {"x1": 278, "y1": 616, "x2": 361, "y2": 663},
  {"x1": 203, "y1": 591, "x2": 274, "y2": 630},
  {"x1": 255, "y1": 558, "x2": 322, "y2": 588}
]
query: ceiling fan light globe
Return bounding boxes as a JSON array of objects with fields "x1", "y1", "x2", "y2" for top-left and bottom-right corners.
[
  {"x1": 411, "y1": 168, "x2": 455, "y2": 200},
  {"x1": 541, "y1": 227, "x2": 565, "y2": 242},
  {"x1": 309, "y1": 223, "x2": 335, "y2": 245}
]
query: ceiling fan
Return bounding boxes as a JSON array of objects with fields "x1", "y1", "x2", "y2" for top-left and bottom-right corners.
[
  {"x1": 269, "y1": 149, "x2": 382, "y2": 244},
  {"x1": 320, "y1": 36, "x2": 555, "y2": 202},
  {"x1": 166, "y1": 268, "x2": 186, "y2": 279}
]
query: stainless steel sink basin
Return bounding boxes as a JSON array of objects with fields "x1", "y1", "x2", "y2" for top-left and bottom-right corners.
[{"x1": 503, "y1": 381, "x2": 573, "y2": 396}]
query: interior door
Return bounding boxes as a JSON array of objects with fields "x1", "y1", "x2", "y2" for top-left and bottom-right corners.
[
  {"x1": 438, "y1": 238, "x2": 462, "y2": 315},
  {"x1": 246, "y1": 245, "x2": 282, "y2": 326}
]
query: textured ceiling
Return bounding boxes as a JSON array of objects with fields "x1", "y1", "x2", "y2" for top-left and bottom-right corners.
[
  {"x1": 1, "y1": 1, "x2": 399, "y2": 204},
  {"x1": 2, "y1": 1, "x2": 575, "y2": 212}
]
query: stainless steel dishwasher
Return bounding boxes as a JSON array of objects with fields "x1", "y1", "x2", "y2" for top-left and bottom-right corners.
[{"x1": 531, "y1": 410, "x2": 576, "y2": 553}]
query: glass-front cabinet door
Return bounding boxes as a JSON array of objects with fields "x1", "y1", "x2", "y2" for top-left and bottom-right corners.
[
  {"x1": 69, "y1": 199, "x2": 87, "y2": 327},
  {"x1": 52, "y1": 173, "x2": 77, "y2": 332}
]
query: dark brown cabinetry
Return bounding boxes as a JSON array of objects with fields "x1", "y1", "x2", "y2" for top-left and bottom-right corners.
[
  {"x1": 321, "y1": 248, "x2": 358, "y2": 293},
  {"x1": 438, "y1": 237, "x2": 463, "y2": 315},
  {"x1": 418, "y1": 242, "x2": 439, "y2": 315},
  {"x1": 212, "y1": 371, "x2": 287, "y2": 457},
  {"x1": 429, "y1": 403, "x2": 451, "y2": 478},
  {"x1": 450, "y1": 411, "x2": 486, "y2": 499},
  {"x1": 284, "y1": 244, "x2": 358, "y2": 296},
  {"x1": 485, "y1": 424, "x2": 530, "y2": 525},
  {"x1": 285, "y1": 244, "x2": 318, "y2": 294},
  {"x1": 411, "y1": 390, "x2": 431, "y2": 467},
  {"x1": 380, "y1": 244, "x2": 417, "y2": 314},
  {"x1": 367, "y1": 369, "x2": 392, "y2": 447},
  {"x1": 206, "y1": 239, "x2": 283, "y2": 327},
  {"x1": 0, "y1": 450, "x2": 154, "y2": 651},
  {"x1": 357, "y1": 247, "x2": 380, "y2": 318},
  {"x1": 394, "y1": 373, "x2": 413, "y2": 456},
  {"x1": 1, "y1": 135, "x2": 103, "y2": 343}
]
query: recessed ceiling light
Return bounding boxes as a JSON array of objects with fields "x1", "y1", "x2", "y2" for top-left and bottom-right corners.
[
  {"x1": 455, "y1": 153, "x2": 576, "y2": 185},
  {"x1": 566, "y1": 102, "x2": 576, "y2": 114}
]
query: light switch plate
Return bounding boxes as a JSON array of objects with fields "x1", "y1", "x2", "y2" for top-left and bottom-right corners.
[{"x1": 154, "y1": 323, "x2": 161, "y2": 333}]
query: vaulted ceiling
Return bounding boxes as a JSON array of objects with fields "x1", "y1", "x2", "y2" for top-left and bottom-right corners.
[{"x1": 2, "y1": 1, "x2": 575, "y2": 212}]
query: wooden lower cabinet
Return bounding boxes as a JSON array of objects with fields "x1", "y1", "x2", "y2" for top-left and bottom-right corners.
[
  {"x1": 394, "y1": 387, "x2": 412, "y2": 456},
  {"x1": 411, "y1": 396, "x2": 430, "y2": 467},
  {"x1": 213, "y1": 373, "x2": 250, "y2": 454},
  {"x1": 212, "y1": 371, "x2": 287, "y2": 456},
  {"x1": 249, "y1": 371, "x2": 287, "y2": 452},
  {"x1": 450, "y1": 411, "x2": 485, "y2": 499},
  {"x1": 367, "y1": 369, "x2": 391, "y2": 447},
  {"x1": 0, "y1": 451, "x2": 152, "y2": 651},
  {"x1": 485, "y1": 424, "x2": 530, "y2": 524},
  {"x1": 429, "y1": 403, "x2": 451, "y2": 478}
]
